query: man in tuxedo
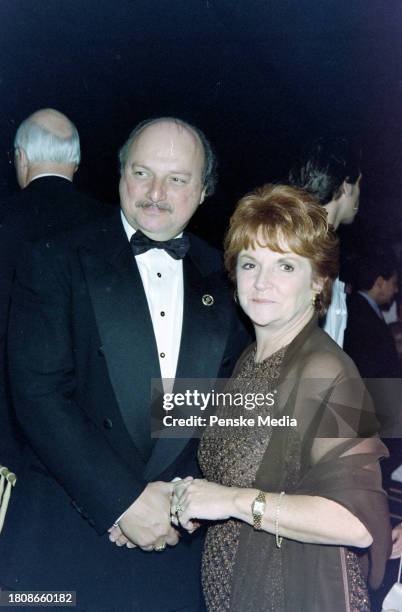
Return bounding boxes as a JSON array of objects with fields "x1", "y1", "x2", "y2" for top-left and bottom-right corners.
[
  {"x1": 344, "y1": 254, "x2": 402, "y2": 606},
  {"x1": 2, "y1": 117, "x2": 250, "y2": 611},
  {"x1": 289, "y1": 137, "x2": 361, "y2": 347},
  {"x1": 0, "y1": 109, "x2": 108, "y2": 492},
  {"x1": 344, "y1": 254, "x2": 400, "y2": 379}
]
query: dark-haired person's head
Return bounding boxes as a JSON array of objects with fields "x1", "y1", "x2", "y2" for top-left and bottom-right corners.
[
  {"x1": 289, "y1": 138, "x2": 361, "y2": 230},
  {"x1": 355, "y1": 254, "x2": 398, "y2": 307},
  {"x1": 224, "y1": 184, "x2": 339, "y2": 324}
]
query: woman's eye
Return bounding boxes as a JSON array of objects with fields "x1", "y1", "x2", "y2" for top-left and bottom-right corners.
[
  {"x1": 241, "y1": 262, "x2": 255, "y2": 270},
  {"x1": 280, "y1": 263, "x2": 294, "y2": 272}
]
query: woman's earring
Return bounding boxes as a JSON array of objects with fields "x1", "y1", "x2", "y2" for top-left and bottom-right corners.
[
  {"x1": 233, "y1": 289, "x2": 239, "y2": 304},
  {"x1": 311, "y1": 293, "x2": 322, "y2": 310}
]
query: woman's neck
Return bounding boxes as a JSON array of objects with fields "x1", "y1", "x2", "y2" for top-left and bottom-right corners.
[{"x1": 254, "y1": 308, "x2": 315, "y2": 362}]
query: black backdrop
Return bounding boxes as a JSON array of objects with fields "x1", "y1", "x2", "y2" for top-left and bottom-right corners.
[{"x1": 1, "y1": 0, "x2": 401, "y2": 248}]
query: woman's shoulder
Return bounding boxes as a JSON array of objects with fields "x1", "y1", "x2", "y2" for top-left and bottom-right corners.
[{"x1": 298, "y1": 326, "x2": 361, "y2": 381}]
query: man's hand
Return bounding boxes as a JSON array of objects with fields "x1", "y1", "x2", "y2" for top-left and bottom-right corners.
[
  {"x1": 108, "y1": 524, "x2": 136, "y2": 548},
  {"x1": 390, "y1": 522, "x2": 402, "y2": 558},
  {"x1": 109, "y1": 481, "x2": 179, "y2": 551}
]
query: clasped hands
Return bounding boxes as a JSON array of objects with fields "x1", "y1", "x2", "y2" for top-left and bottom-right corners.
[
  {"x1": 108, "y1": 481, "x2": 179, "y2": 551},
  {"x1": 108, "y1": 477, "x2": 231, "y2": 551}
]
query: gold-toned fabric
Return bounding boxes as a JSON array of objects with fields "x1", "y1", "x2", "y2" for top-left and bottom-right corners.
[
  {"x1": 199, "y1": 346, "x2": 285, "y2": 611},
  {"x1": 345, "y1": 550, "x2": 371, "y2": 611}
]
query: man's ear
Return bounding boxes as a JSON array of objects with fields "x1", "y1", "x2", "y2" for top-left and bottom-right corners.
[
  {"x1": 342, "y1": 180, "x2": 354, "y2": 196},
  {"x1": 15, "y1": 147, "x2": 28, "y2": 167},
  {"x1": 15, "y1": 147, "x2": 29, "y2": 188},
  {"x1": 373, "y1": 275, "x2": 385, "y2": 291}
]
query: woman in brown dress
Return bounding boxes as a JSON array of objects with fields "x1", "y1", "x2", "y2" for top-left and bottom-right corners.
[{"x1": 171, "y1": 184, "x2": 391, "y2": 612}]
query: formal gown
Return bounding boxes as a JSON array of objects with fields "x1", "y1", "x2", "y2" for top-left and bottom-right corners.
[{"x1": 198, "y1": 346, "x2": 370, "y2": 611}]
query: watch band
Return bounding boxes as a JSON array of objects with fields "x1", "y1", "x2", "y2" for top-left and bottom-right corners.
[{"x1": 251, "y1": 490, "x2": 266, "y2": 530}]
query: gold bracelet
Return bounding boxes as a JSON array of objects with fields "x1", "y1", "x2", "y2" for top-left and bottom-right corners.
[{"x1": 275, "y1": 491, "x2": 285, "y2": 548}]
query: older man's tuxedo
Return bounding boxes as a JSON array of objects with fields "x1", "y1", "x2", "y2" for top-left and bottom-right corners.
[
  {"x1": 0, "y1": 176, "x2": 109, "y2": 381},
  {"x1": 1, "y1": 209, "x2": 250, "y2": 611},
  {"x1": 0, "y1": 176, "x2": 110, "y2": 492}
]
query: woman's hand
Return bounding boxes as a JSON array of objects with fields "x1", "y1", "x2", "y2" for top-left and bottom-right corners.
[{"x1": 171, "y1": 477, "x2": 235, "y2": 531}]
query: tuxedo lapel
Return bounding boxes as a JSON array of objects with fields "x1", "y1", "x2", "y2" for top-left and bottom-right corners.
[
  {"x1": 79, "y1": 214, "x2": 161, "y2": 458},
  {"x1": 176, "y1": 255, "x2": 229, "y2": 380}
]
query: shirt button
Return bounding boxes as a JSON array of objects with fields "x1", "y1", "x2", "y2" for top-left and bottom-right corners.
[
  {"x1": 160, "y1": 352, "x2": 165, "y2": 358},
  {"x1": 160, "y1": 311, "x2": 165, "y2": 317},
  {"x1": 157, "y1": 272, "x2": 162, "y2": 277}
]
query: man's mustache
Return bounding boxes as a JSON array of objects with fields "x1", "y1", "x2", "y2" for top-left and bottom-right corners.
[{"x1": 136, "y1": 200, "x2": 172, "y2": 212}]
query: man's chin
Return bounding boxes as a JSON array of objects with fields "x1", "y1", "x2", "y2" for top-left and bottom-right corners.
[{"x1": 341, "y1": 214, "x2": 357, "y2": 226}]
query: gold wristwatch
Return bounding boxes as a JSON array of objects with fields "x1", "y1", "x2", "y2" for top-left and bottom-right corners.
[{"x1": 251, "y1": 490, "x2": 266, "y2": 530}]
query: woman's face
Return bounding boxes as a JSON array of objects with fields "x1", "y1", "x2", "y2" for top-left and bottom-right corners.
[{"x1": 236, "y1": 240, "x2": 322, "y2": 331}]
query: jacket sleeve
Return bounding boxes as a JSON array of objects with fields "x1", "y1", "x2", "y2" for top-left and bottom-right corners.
[{"x1": 7, "y1": 243, "x2": 146, "y2": 534}]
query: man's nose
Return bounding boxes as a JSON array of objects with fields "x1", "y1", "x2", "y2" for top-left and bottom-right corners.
[{"x1": 147, "y1": 177, "x2": 166, "y2": 203}]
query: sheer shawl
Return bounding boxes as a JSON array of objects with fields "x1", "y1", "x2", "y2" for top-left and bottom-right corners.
[{"x1": 229, "y1": 316, "x2": 391, "y2": 612}]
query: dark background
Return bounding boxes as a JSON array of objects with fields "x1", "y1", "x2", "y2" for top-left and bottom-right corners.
[{"x1": 0, "y1": 0, "x2": 401, "y2": 251}]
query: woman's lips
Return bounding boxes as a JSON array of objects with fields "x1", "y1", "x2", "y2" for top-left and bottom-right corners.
[{"x1": 252, "y1": 298, "x2": 276, "y2": 304}]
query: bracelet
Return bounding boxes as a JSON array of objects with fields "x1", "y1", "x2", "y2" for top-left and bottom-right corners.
[{"x1": 275, "y1": 491, "x2": 285, "y2": 548}]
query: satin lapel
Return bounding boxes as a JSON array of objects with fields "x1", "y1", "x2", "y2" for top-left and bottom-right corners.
[
  {"x1": 79, "y1": 221, "x2": 161, "y2": 457},
  {"x1": 176, "y1": 256, "x2": 228, "y2": 380},
  {"x1": 145, "y1": 254, "x2": 230, "y2": 480}
]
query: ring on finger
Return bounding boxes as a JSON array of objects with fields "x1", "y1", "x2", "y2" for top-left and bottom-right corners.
[
  {"x1": 154, "y1": 542, "x2": 167, "y2": 552},
  {"x1": 175, "y1": 503, "x2": 184, "y2": 514}
]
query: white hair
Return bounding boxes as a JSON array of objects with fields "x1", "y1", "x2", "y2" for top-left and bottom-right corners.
[{"x1": 14, "y1": 118, "x2": 81, "y2": 165}]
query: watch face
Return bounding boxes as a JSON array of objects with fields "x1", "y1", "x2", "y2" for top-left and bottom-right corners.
[{"x1": 253, "y1": 500, "x2": 265, "y2": 515}]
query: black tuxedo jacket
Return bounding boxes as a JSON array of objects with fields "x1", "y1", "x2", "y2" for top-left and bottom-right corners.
[
  {"x1": 1, "y1": 210, "x2": 251, "y2": 611},
  {"x1": 0, "y1": 177, "x2": 109, "y2": 473},
  {"x1": 0, "y1": 176, "x2": 109, "y2": 371},
  {"x1": 344, "y1": 292, "x2": 401, "y2": 379}
]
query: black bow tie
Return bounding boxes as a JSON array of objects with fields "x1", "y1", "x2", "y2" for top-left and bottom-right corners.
[{"x1": 130, "y1": 230, "x2": 190, "y2": 260}]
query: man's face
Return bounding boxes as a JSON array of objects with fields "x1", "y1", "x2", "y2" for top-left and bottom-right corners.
[
  {"x1": 378, "y1": 271, "x2": 398, "y2": 307},
  {"x1": 339, "y1": 173, "x2": 362, "y2": 225},
  {"x1": 119, "y1": 121, "x2": 206, "y2": 240}
]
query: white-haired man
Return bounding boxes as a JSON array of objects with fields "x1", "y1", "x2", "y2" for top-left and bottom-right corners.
[
  {"x1": 13, "y1": 107, "x2": 81, "y2": 188},
  {"x1": 0, "y1": 109, "x2": 108, "y2": 521}
]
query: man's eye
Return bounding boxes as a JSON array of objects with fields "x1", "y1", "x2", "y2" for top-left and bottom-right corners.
[
  {"x1": 280, "y1": 263, "x2": 294, "y2": 272},
  {"x1": 133, "y1": 170, "x2": 147, "y2": 177},
  {"x1": 171, "y1": 177, "x2": 186, "y2": 184}
]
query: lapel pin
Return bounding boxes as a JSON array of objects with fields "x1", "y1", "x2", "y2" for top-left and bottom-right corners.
[{"x1": 202, "y1": 294, "x2": 214, "y2": 306}]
